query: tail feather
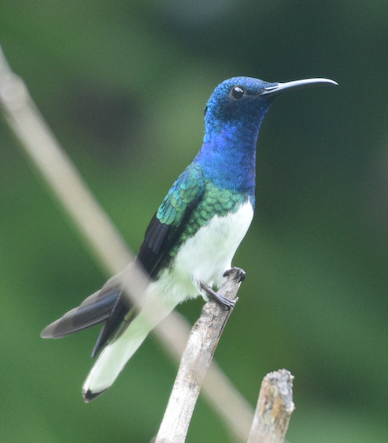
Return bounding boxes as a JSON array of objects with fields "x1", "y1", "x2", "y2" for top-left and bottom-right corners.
[
  {"x1": 82, "y1": 302, "x2": 175, "y2": 401},
  {"x1": 91, "y1": 296, "x2": 135, "y2": 358},
  {"x1": 42, "y1": 268, "x2": 179, "y2": 401},
  {"x1": 40, "y1": 290, "x2": 117, "y2": 338},
  {"x1": 41, "y1": 271, "x2": 127, "y2": 339}
]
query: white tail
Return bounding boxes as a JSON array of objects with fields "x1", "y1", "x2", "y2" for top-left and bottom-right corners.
[{"x1": 82, "y1": 297, "x2": 177, "y2": 401}]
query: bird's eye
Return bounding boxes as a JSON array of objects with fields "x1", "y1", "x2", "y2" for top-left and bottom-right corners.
[
  {"x1": 204, "y1": 105, "x2": 208, "y2": 116},
  {"x1": 230, "y1": 86, "x2": 245, "y2": 100}
]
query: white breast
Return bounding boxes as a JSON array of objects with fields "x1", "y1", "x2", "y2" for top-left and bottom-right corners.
[
  {"x1": 83, "y1": 200, "x2": 254, "y2": 397},
  {"x1": 154, "y1": 200, "x2": 254, "y2": 305}
]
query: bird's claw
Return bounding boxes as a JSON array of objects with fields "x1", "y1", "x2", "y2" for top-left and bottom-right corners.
[
  {"x1": 200, "y1": 280, "x2": 237, "y2": 309},
  {"x1": 223, "y1": 267, "x2": 246, "y2": 282}
]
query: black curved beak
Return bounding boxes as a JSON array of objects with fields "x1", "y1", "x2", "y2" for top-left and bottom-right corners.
[{"x1": 261, "y1": 78, "x2": 338, "y2": 97}]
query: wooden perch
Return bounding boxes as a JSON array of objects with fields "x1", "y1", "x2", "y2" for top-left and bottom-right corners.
[
  {"x1": 247, "y1": 369, "x2": 295, "y2": 443},
  {"x1": 155, "y1": 268, "x2": 245, "y2": 443}
]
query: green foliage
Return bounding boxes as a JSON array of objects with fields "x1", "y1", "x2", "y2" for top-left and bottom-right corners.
[{"x1": 1, "y1": 1, "x2": 388, "y2": 441}]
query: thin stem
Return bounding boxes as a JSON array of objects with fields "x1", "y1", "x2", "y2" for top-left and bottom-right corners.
[{"x1": 156, "y1": 269, "x2": 244, "y2": 443}]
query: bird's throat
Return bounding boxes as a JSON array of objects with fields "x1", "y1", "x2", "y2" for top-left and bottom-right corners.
[{"x1": 196, "y1": 129, "x2": 257, "y2": 197}]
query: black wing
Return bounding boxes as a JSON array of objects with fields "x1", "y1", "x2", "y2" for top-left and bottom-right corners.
[
  {"x1": 41, "y1": 164, "x2": 205, "y2": 356},
  {"x1": 40, "y1": 270, "x2": 126, "y2": 338},
  {"x1": 91, "y1": 164, "x2": 205, "y2": 355}
]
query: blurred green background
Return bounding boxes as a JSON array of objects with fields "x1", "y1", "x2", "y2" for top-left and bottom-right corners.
[{"x1": 1, "y1": 1, "x2": 388, "y2": 442}]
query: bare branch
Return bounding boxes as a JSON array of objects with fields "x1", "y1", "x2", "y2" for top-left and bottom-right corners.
[
  {"x1": 247, "y1": 369, "x2": 295, "y2": 443},
  {"x1": 155, "y1": 268, "x2": 244, "y2": 443},
  {"x1": 153, "y1": 304, "x2": 253, "y2": 443},
  {"x1": 0, "y1": 50, "x2": 133, "y2": 274}
]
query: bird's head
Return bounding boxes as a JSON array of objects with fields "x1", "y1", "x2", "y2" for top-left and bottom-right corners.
[
  {"x1": 203, "y1": 76, "x2": 338, "y2": 139},
  {"x1": 197, "y1": 75, "x2": 337, "y2": 195}
]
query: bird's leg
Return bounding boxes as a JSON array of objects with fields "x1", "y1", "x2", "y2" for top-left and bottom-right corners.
[
  {"x1": 200, "y1": 280, "x2": 237, "y2": 308},
  {"x1": 223, "y1": 267, "x2": 246, "y2": 282},
  {"x1": 200, "y1": 268, "x2": 246, "y2": 308}
]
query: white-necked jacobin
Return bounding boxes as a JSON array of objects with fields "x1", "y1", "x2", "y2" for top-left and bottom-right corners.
[{"x1": 41, "y1": 76, "x2": 337, "y2": 401}]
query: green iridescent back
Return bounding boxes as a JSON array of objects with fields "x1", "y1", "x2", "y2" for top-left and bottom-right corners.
[
  {"x1": 156, "y1": 163, "x2": 246, "y2": 260},
  {"x1": 169, "y1": 182, "x2": 245, "y2": 257}
]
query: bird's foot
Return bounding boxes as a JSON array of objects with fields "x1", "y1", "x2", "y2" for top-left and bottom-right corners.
[
  {"x1": 223, "y1": 267, "x2": 246, "y2": 282},
  {"x1": 200, "y1": 280, "x2": 236, "y2": 309}
]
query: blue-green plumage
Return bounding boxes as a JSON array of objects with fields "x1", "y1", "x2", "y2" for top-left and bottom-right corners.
[{"x1": 41, "y1": 75, "x2": 337, "y2": 401}]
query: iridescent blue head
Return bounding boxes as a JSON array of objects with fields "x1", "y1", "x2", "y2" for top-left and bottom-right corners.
[
  {"x1": 203, "y1": 77, "x2": 276, "y2": 143},
  {"x1": 195, "y1": 76, "x2": 337, "y2": 201}
]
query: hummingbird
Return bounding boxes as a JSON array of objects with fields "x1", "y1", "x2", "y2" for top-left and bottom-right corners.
[{"x1": 41, "y1": 76, "x2": 337, "y2": 401}]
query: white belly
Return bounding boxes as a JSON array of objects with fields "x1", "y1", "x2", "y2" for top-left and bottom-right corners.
[
  {"x1": 154, "y1": 200, "x2": 254, "y2": 305},
  {"x1": 82, "y1": 200, "x2": 254, "y2": 396}
]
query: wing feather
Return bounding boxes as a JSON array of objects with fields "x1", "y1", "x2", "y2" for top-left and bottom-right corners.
[
  {"x1": 42, "y1": 163, "x2": 205, "y2": 356},
  {"x1": 92, "y1": 164, "x2": 205, "y2": 354},
  {"x1": 41, "y1": 271, "x2": 125, "y2": 338}
]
